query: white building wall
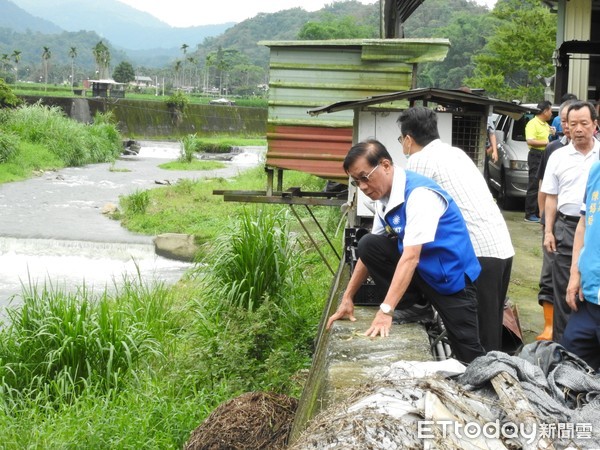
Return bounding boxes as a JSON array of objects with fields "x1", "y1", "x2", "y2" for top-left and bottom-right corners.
[{"x1": 565, "y1": 0, "x2": 591, "y2": 100}]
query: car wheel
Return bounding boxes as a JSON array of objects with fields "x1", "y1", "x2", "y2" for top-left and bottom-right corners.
[{"x1": 498, "y1": 171, "x2": 517, "y2": 210}]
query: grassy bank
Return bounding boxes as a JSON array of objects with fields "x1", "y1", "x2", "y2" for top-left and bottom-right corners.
[
  {"x1": 0, "y1": 103, "x2": 121, "y2": 183},
  {"x1": 0, "y1": 163, "x2": 338, "y2": 448}
]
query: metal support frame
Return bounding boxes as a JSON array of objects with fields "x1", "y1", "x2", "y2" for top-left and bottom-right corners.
[
  {"x1": 213, "y1": 167, "x2": 347, "y2": 275},
  {"x1": 289, "y1": 205, "x2": 336, "y2": 276}
]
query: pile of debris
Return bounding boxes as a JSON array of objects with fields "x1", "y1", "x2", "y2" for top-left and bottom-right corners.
[
  {"x1": 122, "y1": 139, "x2": 141, "y2": 155},
  {"x1": 185, "y1": 391, "x2": 298, "y2": 450},
  {"x1": 290, "y1": 341, "x2": 600, "y2": 449}
]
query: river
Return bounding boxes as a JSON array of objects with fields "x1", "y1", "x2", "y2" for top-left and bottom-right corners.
[{"x1": 0, "y1": 141, "x2": 264, "y2": 308}]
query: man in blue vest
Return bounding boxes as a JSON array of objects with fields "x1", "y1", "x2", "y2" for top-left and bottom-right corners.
[{"x1": 326, "y1": 139, "x2": 485, "y2": 364}]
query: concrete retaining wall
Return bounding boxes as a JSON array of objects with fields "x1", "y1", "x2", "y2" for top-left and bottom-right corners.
[
  {"x1": 289, "y1": 261, "x2": 432, "y2": 443},
  {"x1": 19, "y1": 95, "x2": 267, "y2": 138}
]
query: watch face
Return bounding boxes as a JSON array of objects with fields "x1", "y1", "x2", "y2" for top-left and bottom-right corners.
[{"x1": 380, "y1": 303, "x2": 392, "y2": 314}]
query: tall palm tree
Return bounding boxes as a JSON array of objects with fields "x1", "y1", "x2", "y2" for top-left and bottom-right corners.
[
  {"x1": 187, "y1": 56, "x2": 197, "y2": 88},
  {"x1": 42, "y1": 46, "x2": 51, "y2": 91},
  {"x1": 68, "y1": 46, "x2": 77, "y2": 89},
  {"x1": 0, "y1": 54, "x2": 9, "y2": 72},
  {"x1": 174, "y1": 60, "x2": 182, "y2": 88},
  {"x1": 11, "y1": 50, "x2": 21, "y2": 80},
  {"x1": 180, "y1": 43, "x2": 189, "y2": 87},
  {"x1": 92, "y1": 41, "x2": 110, "y2": 79}
]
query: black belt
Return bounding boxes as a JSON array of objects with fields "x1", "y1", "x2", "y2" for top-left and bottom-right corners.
[{"x1": 558, "y1": 211, "x2": 580, "y2": 223}]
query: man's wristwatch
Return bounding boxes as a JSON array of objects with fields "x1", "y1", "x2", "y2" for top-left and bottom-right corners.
[{"x1": 380, "y1": 303, "x2": 393, "y2": 315}]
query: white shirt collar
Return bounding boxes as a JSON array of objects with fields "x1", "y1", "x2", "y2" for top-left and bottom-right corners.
[{"x1": 377, "y1": 165, "x2": 406, "y2": 217}]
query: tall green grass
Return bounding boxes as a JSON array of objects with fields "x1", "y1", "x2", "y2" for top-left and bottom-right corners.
[
  {"x1": 0, "y1": 278, "x2": 173, "y2": 402},
  {"x1": 207, "y1": 208, "x2": 297, "y2": 312},
  {"x1": 187, "y1": 208, "x2": 322, "y2": 394},
  {"x1": 0, "y1": 103, "x2": 121, "y2": 166},
  {"x1": 0, "y1": 131, "x2": 19, "y2": 163},
  {"x1": 121, "y1": 189, "x2": 150, "y2": 215},
  {"x1": 0, "y1": 275, "x2": 230, "y2": 448}
]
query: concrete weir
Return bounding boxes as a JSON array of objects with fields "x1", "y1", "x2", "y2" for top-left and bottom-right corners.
[{"x1": 290, "y1": 261, "x2": 432, "y2": 442}]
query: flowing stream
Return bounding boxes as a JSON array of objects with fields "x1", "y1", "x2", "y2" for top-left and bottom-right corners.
[{"x1": 0, "y1": 141, "x2": 264, "y2": 309}]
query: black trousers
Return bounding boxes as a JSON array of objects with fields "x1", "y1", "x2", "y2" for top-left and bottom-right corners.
[
  {"x1": 357, "y1": 233, "x2": 485, "y2": 364},
  {"x1": 538, "y1": 232, "x2": 555, "y2": 305},
  {"x1": 552, "y1": 215, "x2": 577, "y2": 343},
  {"x1": 476, "y1": 256, "x2": 513, "y2": 352},
  {"x1": 525, "y1": 149, "x2": 543, "y2": 217},
  {"x1": 562, "y1": 300, "x2": 600, "y2": 370}
]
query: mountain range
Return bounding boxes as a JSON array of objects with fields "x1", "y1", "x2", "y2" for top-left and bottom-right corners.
[
  {"x1": 1, "y1": 0, "x2": 234, "y2": 51},
  {"x1": 0, "y1": 0, "x2": 356, "y2": 70}
]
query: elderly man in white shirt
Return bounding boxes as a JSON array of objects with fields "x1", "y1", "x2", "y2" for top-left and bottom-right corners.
[
  {"x1": 326, "y1": 139, "x2": 485, "y2": 364},
  {"x1": 399, "y1": 106, "x2": 515, "y2": 352},
  {"x1": 541, "y1": 101, "x2": 600, "y2": 343}
]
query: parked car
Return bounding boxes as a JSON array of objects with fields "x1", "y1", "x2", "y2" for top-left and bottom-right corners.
[
  {"x1": 209, "y1": 98, "x2": 236, "y2": 106},
  {"x1": 484, "y1": 104, "x2": 558, "y2": 210}
]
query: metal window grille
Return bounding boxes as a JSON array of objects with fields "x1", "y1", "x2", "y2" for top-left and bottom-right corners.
[{"x1": 451, "y1": 114, "x2": 484, "y2": 166}]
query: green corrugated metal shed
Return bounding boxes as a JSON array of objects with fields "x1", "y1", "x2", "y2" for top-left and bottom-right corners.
[
  {"x1": 260, "y1": 39, "x2": 450, "y2": 128},
  {"x1": 259, "y1": 38, "x2": 450, "y2": 183}
]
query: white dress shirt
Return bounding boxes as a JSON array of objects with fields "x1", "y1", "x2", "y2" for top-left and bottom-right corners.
[
  {"x1": 406, "y1": 139, "x2": 514, "y2": 259},
  {"x1": 541, "y1": 140, "x2": 600, "y2": 216}
]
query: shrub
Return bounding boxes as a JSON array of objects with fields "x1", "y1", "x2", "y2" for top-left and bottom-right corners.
[
  {"x1": 188, "y1": 208, "x2": 319, "y2": 392},
  {"x1": 196, "y1": 141, "x2": 232, "y2": 154},
  {"x1": 0, "y1": 78, "x2": 21, "y2": 108},
  {"x1": 179, "y1": 134, "x2": 198, "y2": 163},
  {"x1": 205, "y1": 208, "x2": 298, "y2": 312},
  {"x1": 2, "y1": 103, "x2": 121, "y2": 166},
  {"x1": 121, "y1": 189, "x2": 150, "y2": 215},
  {"x1": 165, "y1": 90, "x2": 189, "y2": 112}
]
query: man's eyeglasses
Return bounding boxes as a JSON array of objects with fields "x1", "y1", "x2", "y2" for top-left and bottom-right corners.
[{"x1": 350, "y1": 164, "x2": 379, "y2": 187}]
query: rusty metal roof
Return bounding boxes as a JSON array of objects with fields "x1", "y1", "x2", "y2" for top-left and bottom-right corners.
[{"x1": 308, "y1": 87, "x2": 534, "y2": 119}]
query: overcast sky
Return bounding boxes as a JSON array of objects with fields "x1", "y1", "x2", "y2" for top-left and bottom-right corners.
[{"x1": 119, "y1": 0, "x2": 498, "y2": 28}]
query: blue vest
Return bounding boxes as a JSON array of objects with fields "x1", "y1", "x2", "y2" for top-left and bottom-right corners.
[
  {"x1": 579, "y1": 161, "x2": 600, "y2": 305},
  {"x1": 381, "y1": 171, "x2": 481, "y2": 295}
]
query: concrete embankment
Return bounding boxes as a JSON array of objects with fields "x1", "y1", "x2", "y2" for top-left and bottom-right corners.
[
  {"x1": 290, "y1": 262, "x2": 432, "y2": 442},
  {"x1": 18, "y1": 95, "x2": 267, "y2": 138}
]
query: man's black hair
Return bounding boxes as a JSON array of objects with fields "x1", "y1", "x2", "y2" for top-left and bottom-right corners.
[
  {"x1": 536, "y1": 100, "x2": 553, "y2": 113},
  {"x1": 396, "y1": 106, "x2": 440, "y2": 147},
  {"x1": 567, "y1": 100, "x2": 598, "y2": 122},
  {"x1": 343, "y1": 139, "x2": 392, "y2": 173},
  {"x1": 560, "y1": 93, "x2": 577, "y2": 103}
]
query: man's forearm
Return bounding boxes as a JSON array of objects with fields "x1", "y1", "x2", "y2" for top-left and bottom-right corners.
[
  {"x1": 544, "y1": 194, "x2": 558, "y2": 233},
  {"x1": 381, "y1": 246, "x2": 420, "y2": 309},
  {"x1": 527, "y1": 138, "x2": 548, "y2": 148},
  {"x1": 538, "y1": 189, "x2": 546, "y2": 221}
]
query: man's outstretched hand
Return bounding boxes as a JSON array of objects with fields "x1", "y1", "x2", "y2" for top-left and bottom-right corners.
[
  {"x1": 326, "y1": 297, "x2": 356, "y2": 330},
  {"x1": 364, "y1": 311, "x2": 392, "y2": 337}
]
